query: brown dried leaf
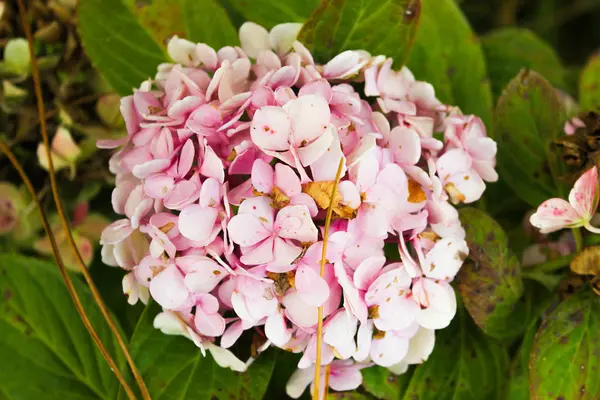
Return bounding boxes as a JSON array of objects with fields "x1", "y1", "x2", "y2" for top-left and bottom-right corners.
[
  {"x1": 570, "y1": 245, "x2": 600, "y2": 276},
  {"x1": 302, "y1": 181, "x2": 357, "y2": 219}
]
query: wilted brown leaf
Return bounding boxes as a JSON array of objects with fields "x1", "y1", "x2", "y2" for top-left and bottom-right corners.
[
  {"x1": 302, "y1": 181, "x2": 357, "y2": 219},
  {"x1": 570, "y1": 245, "x2": 600, "y2": 276}
]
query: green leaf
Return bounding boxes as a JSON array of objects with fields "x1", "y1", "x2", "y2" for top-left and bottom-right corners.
[
  {"x1": 493, "y1": 69, "x2": 565, "y2": 208},
  {"x1": 406, "y1": 0, "x2": 493, "y2": 128},
  {"x1": 482, "y1": 28, "x2": 566, "y2": 101},
  {"x1": 181, "y1": 0, "x2": 239, "y2": 48},
  {"x1": 0, "y1": 253, "x2": 124, "y2": 399},
  {"x1": 457, "y1": 208, "x2": 525, "y2": 340},
  {"x1": 298, "y1": 0, "x2": 421, "y2": 67},
  {"x1": 78, "y1": 0, "x2": 167, "y2": 96},
  {"x1": 402, "y1": 306, "x2": 509, "y2": 400},
  {"x1": 362, "y1": 366, "x2": 412, "y2": 399},
  {"x1": 506, "y1": 321, "x2": 539, "y2": 400},
  {"x1": 120, "y1": 301, "x2": 276, "y2": 399},
  {"x1": 222, "y1": 0, "x2": 319, "y2": 29},
  {"x1": 580, "y1": 55, "x2": 600, "y2": 113},
  {"x1": 134, "y1": 0, "x2": 187, "y2": 47},
  {"x1": 530, "y1": 288, "x2": 600, "y2": 399}
]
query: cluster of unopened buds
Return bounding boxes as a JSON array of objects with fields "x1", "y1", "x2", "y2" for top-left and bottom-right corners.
[{"x1": 99, "y1": 21, "x2": 498, "y2": 397}]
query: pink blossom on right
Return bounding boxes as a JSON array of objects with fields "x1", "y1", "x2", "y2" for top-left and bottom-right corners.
[{"x1": 530, "y1": 166, "x2": 600, "y2": 234}]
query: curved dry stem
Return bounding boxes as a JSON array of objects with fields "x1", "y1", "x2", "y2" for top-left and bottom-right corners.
[
  {"x1": 313, "y1": 158, "x2": 345, "y2": 400},
  {"x1": 15, "y1": 1, "x2": 150, "y2": 398},
  {"x1": 0, "y1": 140, "x2": 137, "y2": 400}
]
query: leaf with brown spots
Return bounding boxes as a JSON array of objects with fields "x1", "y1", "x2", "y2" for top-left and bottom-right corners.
[
  {"x1": 493, "y1": 69, "x2": 565, "y2": 207},
  {"x1": 456, "y1": 208, "x2": 527, "y2": 340},
  {"x1": 302, "y1": 181, "x2": 357, "y2": 219},
  {"x1": 133, "y1": 0, "x2": 187, "y2": 47},
  {"x1": 298, "y1": 0, "x2": 421, "y2": 67},
  {"x1": 401, "y1": 305, "x2": 509, "y2": 400},
  {"x1": 530, "y1": 289, "x2": 600, "y2": 399}
]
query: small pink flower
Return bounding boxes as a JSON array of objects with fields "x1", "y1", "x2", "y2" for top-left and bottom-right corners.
[
  {"x1": 228, "y1": 196, "x2": 317, "y2": 269},
  {"x1": 530, "y1": 166, "x2": 600, "y2": 234}
]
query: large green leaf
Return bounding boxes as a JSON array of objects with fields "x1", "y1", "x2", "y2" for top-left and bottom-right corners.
[
  {"x1": 78, "y1": 0, "x2": 167, "y2": 96},
  {"x1": 298, "y1": 0, "x2": 421, "y2": 67},
  {"x1": 134, "y1": 0, "x2": 187, "y2": 47},
  {"x1": 506, "y1": 321, "x2": 539, "y2": 400},
  {"x1": 457, "y1": 208, "x2": 525, "y2": 340},
  {"x1": 119, "y1": 302, "x2": 276, "y2": 399},
  {"x1": 482, "y1": 28, "x2": 566, "y2": 101},
  {"x1": 580, "y1": 55, "x2": 600, "y2": 113},
  {"x1": 493, "y1": 69, "x2": 565, "y2": 208},
  {"x1": 406, "y1": 0, "x2": 493, "y2": 128},
  {"x1": 530, "y1": 288, "x2": 600, "y2": 399},
  {"x1": 0, "y1": 253, "x2": 124, "y2": 399},
  {"x1": 401, "y1": 306, "x2": 509, "y2": 400},
  {"x1": 222, "y1": 0, "x2": 320, "y2": 29},
  {"x1": 181, "y1": 0, "x2": 239, "y2": 48}
]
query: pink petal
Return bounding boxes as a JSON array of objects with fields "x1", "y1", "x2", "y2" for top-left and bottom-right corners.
[
  {"x1": 238, "y1": 196, "x2": 274, "y2": 226},
  {"x1": 177, "y1": 139, "x2": 195, "y2": 177},
  {"x1": 163, "y1": 180, "x2": 200, "y2": 210},
  {"x1": 132, "y1": 158, "x2": 171, "y2": 179},
  {"x1": 270, "y1": 237, "x2": 302, "y2": 269},
  {"x1": 295, "y1": 264, "x2": 330, "y2": 306},
  {"x1": 298, "y1": 79, "x2": 332, "y2": 102},
  {"x1": 199, "y1": 177, "x2": 222, "y2": 208},
  {"x1": 149, "y1": 266, "x2": 190, "y2": 309},
  {"x1": 251, "y1": 106, "x2": 292, "y2": 151},
  {"x1": 251, "y1": 158, "x2": 274, "y2": 193},
  {"x1": 436, "y1": 148, "x2": 472, "y2": 179},
  {"x1": 200, "y1": 145, "x2": 225, "y2": 183},
  {"x1": 369, "y1": 333, "x2": 409, "y2": 367},
  {"x1": 569, "y1": 166, "x2": 599, "y2": 220},
  {"x1": 288, "y1": 193, "x2": 319, "y2": 218},
  {"x1": 265, "y1": 312, "x2": 292, "y2": 347},
  {"x1": 424, "y1": 237, "x2": 468, "y2": 280},
  {"x1": 183, "y1": 267, "x2": 227, "y2": 294},
  {"x1": 194, "y1": 308, "x2": 225, "y2": 337},
  {"x1": 274, "y1": 205, "x2": 318, "y2": 242},
  {"x1": 240, "y1": 237, "x2": 275, "y2": 265},
  {"x1": 309, "y1": 126, "x2": 346, "y2": 181},
  {"x1": 228, "y1": 214, "x2": 272, "y2": 246},
  {"x1": 282, "y1": 290, "x2": 318, "y2": 328},
  {"x1": 101, "y1": 219, "x2": 132, "y2": 245},
  {"x1": 530, "y1": 198, "x2": 582, "y2": 234},
  {"x1": 285, "y1": 95, "x2": 330, "y2": 145},
  {"x1": 389, "y1": 126, "x2": 421, "y2": 165},
  {"x1": 415, "y1": 279, "x2": 457, "y2": 329},
  {"x1": 221, "y1": 320, "x2": 244, "y2": 348},
  {"x1": 275, "y1": 163, "x2": 301, "y2": 196},
  {"x1": 144, "y1": 174, "x2": 175, "y2": 199},
  {"x1": 353, "y1": 256, "x2": 385, "y2": 290},
  {"x1": 296, "y1": 123, "x2": 334, "y2": 166},
  {"x1": 334, "y1": 262, "x2": 368, "y2": 323},
  {"x1": 328, "y1": 363, "x2": 362, "y2": 392},
  {"x1": 178, "y1": 205, "x2": 219, "y2": 242}
]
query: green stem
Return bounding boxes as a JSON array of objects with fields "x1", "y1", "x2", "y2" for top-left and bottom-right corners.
[
  {"x1": 572, "y1": 227, "x2": 583, "y2": 252},
  {"x1": 525, "y1": 254, "x2": 574, "y2": 274}
]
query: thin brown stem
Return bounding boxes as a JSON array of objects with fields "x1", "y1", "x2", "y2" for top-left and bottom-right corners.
[
  {"x1": 15, "y1": 1, "x2": 150, "y2": 399},
  {"x1": 0, "y1": 140, "x2": 137, "y2": 400},
  {"x1": 313, "y1": 158, "x2": 345, "y2": 400}
]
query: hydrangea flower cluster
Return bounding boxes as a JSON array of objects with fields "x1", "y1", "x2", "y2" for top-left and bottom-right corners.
[{"x1": 100, "y1": 22, "x2": 498, "y2": 397}]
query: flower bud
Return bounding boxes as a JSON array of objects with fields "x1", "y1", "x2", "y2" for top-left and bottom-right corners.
[{"x1": 2, "y1": 38, "x2": 31, "y2": 78}]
